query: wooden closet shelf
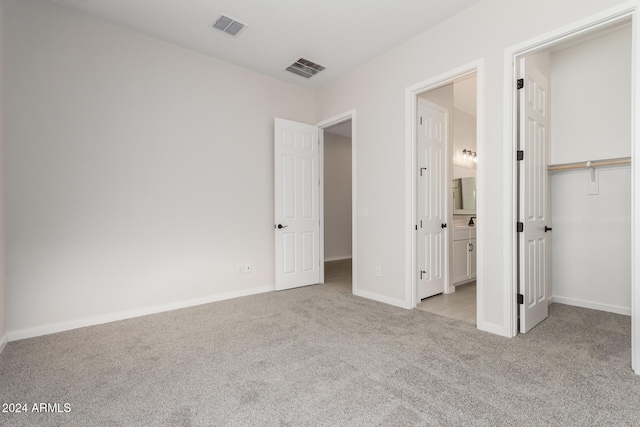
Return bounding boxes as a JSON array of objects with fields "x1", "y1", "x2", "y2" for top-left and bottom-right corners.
[{"x1": 547, "y1": 157, "x2": 631, "y2": 172}]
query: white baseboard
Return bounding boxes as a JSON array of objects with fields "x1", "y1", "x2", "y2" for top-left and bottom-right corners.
[
  {"x1": 353, "y1": 288, "x2": 412, "y2": 309},
  {"x1": 477, "y1": 321, "x2": 511, "y2": 337},
  {"x1": 552, "y1": 295, "x2": 631, "y2": 316},
  {"x1": 324, "y1": 256, "x2": 352, "y2": 262},
  {"x1": 8, "y1": 285, "x2": 275, "y2": 341},
  {"x1": 0, "y1": 333, "x2": 7, "y2": 354}
]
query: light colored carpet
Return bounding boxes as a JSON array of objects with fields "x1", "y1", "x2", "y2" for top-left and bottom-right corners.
[{"x1": 0, "y1": 262, "x2": 638, "y2": 426}]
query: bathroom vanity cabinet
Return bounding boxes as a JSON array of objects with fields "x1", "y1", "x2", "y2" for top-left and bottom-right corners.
[{"x1": 452, "y1": 227, "x2": 476, "y2": 285}]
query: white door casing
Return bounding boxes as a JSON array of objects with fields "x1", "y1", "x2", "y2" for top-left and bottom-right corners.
[
  {"x1": 274, "y1": 118, "x2": 320, "y2": 291},
  {"x1": 518, "y1": 58, "x2": 551, "y2": 333},
  {"x1": 417, "y1": 100, "x2": 448, "y2": 300}
]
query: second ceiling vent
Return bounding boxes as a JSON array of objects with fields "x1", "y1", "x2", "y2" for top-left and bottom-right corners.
[
  {"x1": 212, "y1": 15, "x2": 247, "y2": 37},
  {"x1": 285, "y1": 58, "x2": 326, "y2": 79}
]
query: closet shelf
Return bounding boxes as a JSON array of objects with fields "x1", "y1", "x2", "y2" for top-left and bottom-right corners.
[{"x1": 547, "y1": 156, "x2": 631, "y2": 172}]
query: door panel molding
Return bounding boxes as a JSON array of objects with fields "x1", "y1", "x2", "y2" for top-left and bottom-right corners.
[
  {"x1": 274, "y1": 118, "x2": 320, "y2": 291},
  {"x1": 518, "y1": 58, "x2": 550, "y2": 333},
  {"x1": 417, "y1": 100, "x2": 448, "y2": 300}
]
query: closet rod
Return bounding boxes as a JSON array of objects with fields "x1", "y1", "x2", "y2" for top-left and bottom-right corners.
[{"x1": 547, "y1": 157, "x2": 631, "y2": 172}]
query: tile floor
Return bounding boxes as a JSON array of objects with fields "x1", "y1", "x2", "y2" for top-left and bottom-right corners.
[
  {"x1": 325, "y1": 259, "x2": 476, "y2": 325},
  {"x1": 416, "y1": 281, "x2": 477, "y2": 325}
]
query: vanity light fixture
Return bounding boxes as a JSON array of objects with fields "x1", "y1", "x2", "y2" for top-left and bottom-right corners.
[{"x1": 462, "y1": 148, "x2": 477, "y2": 162}]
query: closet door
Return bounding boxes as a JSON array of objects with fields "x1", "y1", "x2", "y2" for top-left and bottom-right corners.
[{"x1": 518, "y1": 57, "x2": 551, "y2": 333}]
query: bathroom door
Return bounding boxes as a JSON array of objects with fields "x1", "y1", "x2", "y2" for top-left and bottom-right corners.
[
  {"x1": 518, "y1": 57, "x2": 551, "y2": 333},
  {"x1": 417, "y1": 99, "x2": 447, "y2": 300}
]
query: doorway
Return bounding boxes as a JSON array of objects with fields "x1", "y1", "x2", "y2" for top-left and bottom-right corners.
[
  {"x1": 515, "y1": 19, "x2": 632, "y2": 333},
  {"x1": 317, "y1": 111, "x2": 356, "y2": 293},
  {"x1": 405, "y1": 61, "x2": 484, "y2": 321},
  {"x1": 504, "y1": 5, "x2": 639, "y2": 370},
  {"x1": 273, "y1": 112, "x2": 356, "y2": 292},
  {"x1": 414, "y1": 72, "x2": 479, "y2": 325},
  {"x1": 323, "y1": 119, "x2": 353, "y2": 293}
]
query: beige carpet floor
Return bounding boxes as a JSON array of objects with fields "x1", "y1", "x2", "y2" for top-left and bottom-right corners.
[{"x1": 0, "y1": 260, "x2": 638, "y2": 426}]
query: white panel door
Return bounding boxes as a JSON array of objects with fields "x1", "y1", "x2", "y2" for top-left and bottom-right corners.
[
  {"x1": 518, "y1": 58, "x2": 551, "y2": 333},
  {"x1": 417, "y1": 100, "x2": 447, "y2": 300},
  {"x1": 274, "y1": 118, "x2": 320, "y2": 291}
]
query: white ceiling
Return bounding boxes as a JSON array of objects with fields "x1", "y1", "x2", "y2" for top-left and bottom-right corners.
[
  {"x1": 325, "y1": 120, "x2": 352, "y2": 138},
  {"x1": 44, "y1": 0, "x2": 482, "y2": 89}
]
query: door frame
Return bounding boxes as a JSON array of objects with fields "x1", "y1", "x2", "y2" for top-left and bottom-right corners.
[
  {"x1": 405, "y1": 60, "x2": 485, "y2": 317},
  {"x1": 502, "y1": 2, "x2": 640, "y2": 372},
  {"x1": 316, "y1": 110, "x2": 356, "y2": 289}
]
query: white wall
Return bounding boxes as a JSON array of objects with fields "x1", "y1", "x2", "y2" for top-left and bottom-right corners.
[
  {"x1": 314, "y1": 0, "x2": 632, "y2": 332},
  {"x1": 0, "y1": 0, "x2": 6, "y2": 353},
  {"x1": 324, "y1": 132, "x2": 352, "y2": 261},
  {"x1": 4, "y1": 0, "x2": 315, "y2": 338},
  {"x1": 551, "y1": 168, "x2": 631, "y2": 313},
  {"x1": 452, "y1": 75, "x2": 477, "y2": 178},
  {"x1": 550, "y1": 26, "x2": 631, "y2": 164},
  {"x1": 549, "y1": 25, "x2": 632, "y2": 314},
  {"x1": 452, "y1": 108, "x2": 477, "y2": 179}
]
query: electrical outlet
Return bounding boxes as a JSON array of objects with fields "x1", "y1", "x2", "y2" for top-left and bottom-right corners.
[
  {"x1": 244, "y1": 263, "x2": 253, "y2": 274},
  {"x1": 375, "y1": 266, "x2": 381, "y2": 277},
  {"x1": 237, "y1": 264, "x2": 244, "y2": 275}
]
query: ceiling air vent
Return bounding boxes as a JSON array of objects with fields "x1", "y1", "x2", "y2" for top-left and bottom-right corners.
[
  {"x1": 212, "y1": 15, "x2": 247, "y2": 37},
  {"x1": 285, "y1": 58, "x2": 326, "y2": 79}
]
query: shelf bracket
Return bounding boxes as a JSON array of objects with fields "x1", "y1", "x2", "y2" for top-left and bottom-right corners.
[{"x1": 587, "y1": 161, "x2": 599, "y2": 195}]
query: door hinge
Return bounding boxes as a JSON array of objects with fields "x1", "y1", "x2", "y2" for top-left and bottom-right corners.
[
  {"x1": 420, "y1": 117, "x2": 423, "y2": 125},
  {"x1": 517, "y1": 293, "x2": 524, "y2": 304},
  {"x1": 517, "y1": 222, "x2": 524, "y2": 233},
  {"x1": 517, "y1": 150, "x2": 524, "y2": 161},
  {"x1": 517, "y1": 79, "x2": 524, "y2": 90},
  {"x1": 415, "y1": 225, "x2": 418, "y2": 231}
]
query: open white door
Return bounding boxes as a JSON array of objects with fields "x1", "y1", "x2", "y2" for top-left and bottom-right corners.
[
  {"x1": 274, "y1": 118, "x2": 321, "y2": 291},
  {"x1": 417, "y1": 100, "x2": 447, "y2": 300},
  {"x1": 518, "y1": 58, "x2": 551, "y2": 333}
]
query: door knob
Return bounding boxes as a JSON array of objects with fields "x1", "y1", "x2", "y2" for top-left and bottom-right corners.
[
  {"x1": 441, "y1": 223, "x2": 447, "y2": 229},
  {"x1": 276, "y1": 224, "x2": 288, "y2": 229},
  {"x1": 545, "y1": 226, "x2": 552, "y2": 232}
]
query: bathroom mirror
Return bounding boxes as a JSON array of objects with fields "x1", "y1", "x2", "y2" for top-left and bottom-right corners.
[{"x1": 453, "y1": 177, "x2": 476, "y2": 214}]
